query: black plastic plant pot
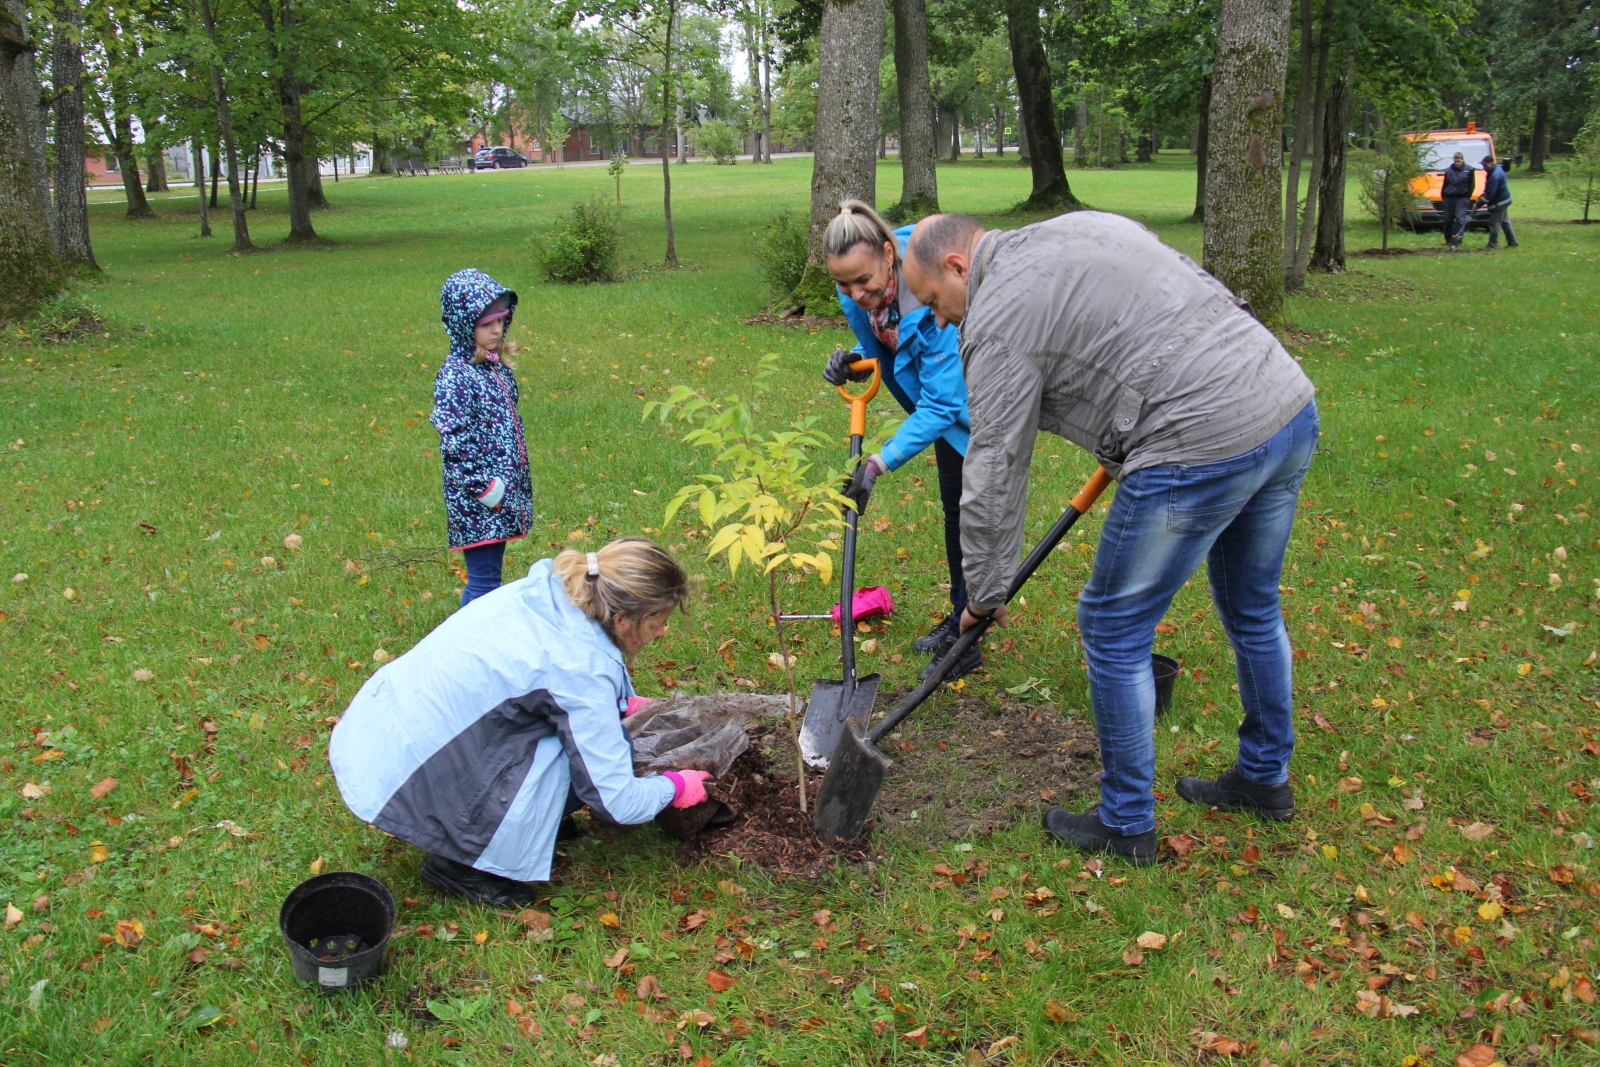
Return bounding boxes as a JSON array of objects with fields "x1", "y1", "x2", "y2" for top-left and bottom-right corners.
[
  {"x1": 278, "y1": 871, "x2": 395, "y2": 993},
  {"x1": 1151, "y1": 654, "x2": 1180, "y2": 717}
]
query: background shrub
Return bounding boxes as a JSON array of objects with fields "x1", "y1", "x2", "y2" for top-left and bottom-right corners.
[
  {"x1": 540, "y1": 199, "x2": 621, "y2": 283},
  {"x1": 751, "y1": 206, "x2": 808, "y2": 297},
  {"x1": 691, "y1": 120, "x2": 740, "y2": 165}
]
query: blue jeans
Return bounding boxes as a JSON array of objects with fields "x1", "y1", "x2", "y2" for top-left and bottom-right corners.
[
  {"x1": 460, "y1": 541, "x2": 507, "y2": 607},
  {"x1": 1077, "y1": 401, "x2": 1318, "y2": 835}
]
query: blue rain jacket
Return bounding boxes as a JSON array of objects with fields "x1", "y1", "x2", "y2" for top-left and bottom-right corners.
[
  {"x1": 837, "y1": 225, "x2": 970, "y2": 470},
  {"x1": 1479, "y1": 164, "x2": 1511, "y2": 209},
  {"x1": 432, "y1": 269, "x2": 534, "y2": 549},
  {"x1": 329, "y1": 558, "x2": 675, "y2": 882}
]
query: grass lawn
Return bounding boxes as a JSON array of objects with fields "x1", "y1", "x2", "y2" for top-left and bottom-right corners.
[{"x1": 3, "y1": 151, "x2": 1598, "y2": 1066}]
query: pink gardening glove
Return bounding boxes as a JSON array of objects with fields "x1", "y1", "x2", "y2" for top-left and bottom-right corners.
[
  {"x1": 832, "y1": 585, "x2": 895, "y2": 624},
  {"x1": 661, "y1": 770, "x2": 712, "y2": 809},
  {"x1": 624, "y1": 696, "x2": 652, "y2": 718}
]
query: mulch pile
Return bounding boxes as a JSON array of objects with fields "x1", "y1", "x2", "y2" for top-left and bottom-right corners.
[{"x1": 679, "y1": 748, "x2": 874, "y2": 879}]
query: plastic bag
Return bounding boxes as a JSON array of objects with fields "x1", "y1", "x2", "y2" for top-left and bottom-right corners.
[{"x1": 625, "y1": 693, "x2": 790, "y2": 778}]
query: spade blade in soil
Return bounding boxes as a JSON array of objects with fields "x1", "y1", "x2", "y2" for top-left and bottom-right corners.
[
  {"x1": 812, "y1": 722, "x2": 893, "y2": 845},
  {"x1": 798, "y1": 674, "x2": 879, "y2": 768}
]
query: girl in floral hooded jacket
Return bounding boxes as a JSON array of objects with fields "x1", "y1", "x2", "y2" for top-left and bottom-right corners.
[{"x1": 433, "y1": 269, "x2": 534, "y2": 605}]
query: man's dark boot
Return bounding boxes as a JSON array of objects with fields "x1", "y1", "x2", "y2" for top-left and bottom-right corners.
[
  {"x1": 918, "y1": 640, "x2": 981, "y2": 682},
  {"x1": 419, "y1": 853, "x2": 537, "y2": 908},
  {"x1": 1042, "y1": 803, "x2": 1157, "y2": 866},
  {"x1": 1176, "y1": 765, "x2": 1295, "y2": 822},
  {"x1": 913, "y1": 614, "x2": 958, "y2": 654}
]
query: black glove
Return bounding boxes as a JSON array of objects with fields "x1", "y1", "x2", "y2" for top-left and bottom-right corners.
[
  {"x1": 823, "y1": 349, "x2": 871, "y2": 387},
  {"x1": 841, "y1": 455, "x2": 886, "y2": 515}
]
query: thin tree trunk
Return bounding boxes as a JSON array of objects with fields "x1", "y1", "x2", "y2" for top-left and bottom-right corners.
[
  {"x1": 191, "y1": 138, "x2": 210, "y2": 237},
  {"x1": 210, "y1": 144, "x2": 220, "y2": 207},
  {"x1": 197, "y1": 0, "x2": 252, "y2": 250},
  {"x1": 892, "y1": 0, "x2": 937, "y2": 214},
  {"x1": 1528, "y1": 98, "x2": 1548, "y2": 173},
  {"x1": 49, "y1": 0, "x2": 93, "y2": 266},
  {"x1": 1282, "y1": 0, "x2": 1313, "y2": 270},
  {"x1": 675, "y1": 84, "x2": 686, "y2": 163},
  {"x1": 1286, "y1": 0, "x2": 1329, "y2": 289},
  {"x1": 1, "y1": 0, "x2": 64, "y2": 319},
  {"x1": 1006, "y1": 0, "x2": 1077, "y2": 207},
  {"x1": 768, "y1": 573, "x2": 807, "y2": 814},
  {"x1": 1309, "y1": 57, "x2": 1351, "y2": 272},
  {"x1": 1203, "y1": 0, "x2": 1291, "y2": 329},
  {"x1": 249, "y1": 147, "x2": 259, "y2": 208},
  {"x1": 1192, "y1": 74, "x2": 1211, "y2": 220},
  {"x1": 660, "y1": 0, "x2": 677, "y2": 264},
  {"x1": 760, "y1": 1, "x2": 772, "y2": 162},
  {"x1": 7, "y1": 0, "x2": 54, "y2": 254},
  {"x1": 994, "y1": 103, "x2": 1004, "y2": 155},
  {"x1": 107, "y1": 111, "x2": 153, "y2": 217}
]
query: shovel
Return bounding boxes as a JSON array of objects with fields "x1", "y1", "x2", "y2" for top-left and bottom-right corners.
[
  {"x1": 813, "y1": 466, "x2": 1112, "y2": 844},
  {"x1": 798, "y1": 358, "x2": 883, "y2": 768}
]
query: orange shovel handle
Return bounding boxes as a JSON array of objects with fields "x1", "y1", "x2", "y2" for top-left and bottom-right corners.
[
  {"x1": 1070, "y1": 467, "x2": 1112, "y2": 514},
  {"x1": 838, "y1": 359, "x2": 881, "y2": 438}
]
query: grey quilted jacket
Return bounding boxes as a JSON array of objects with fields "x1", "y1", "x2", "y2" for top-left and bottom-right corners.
[{"x1": 957, "y1": 212, "x2": 1314, "y2": 609}]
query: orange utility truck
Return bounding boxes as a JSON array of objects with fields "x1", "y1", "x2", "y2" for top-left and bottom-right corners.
[{"x1": 1402, "y1": 124, "x2": 1497, "y2": 231}]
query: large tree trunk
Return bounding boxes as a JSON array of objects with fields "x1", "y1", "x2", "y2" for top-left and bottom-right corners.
[
  {"x1": 143, "y1": 120, "x2": 168, "y2": 192},
  {"x1": 1309, "y1": 58, "x2": 1351, "y2": 272},
  {"x1": 306, "y1": 136, "x2": 327, "y2": 208},
  {"x1": 790, "y1": 0, "x2": 883, "y2": 311},
  {"x1": 198, "y1": 0, "x2": 252, "y2": 250},
  {"x1": 49, "y1": 0, "x2": 93, "y2": 267},
  {"x1": 108, "y1": 111, "x2": 153, "y2": 217},
  {"x1": 1192, "y1": 74, "x2": 1211, "y2": 220},
  {"x1": 1203, "y1": 0, "x2": 1291, "y2": 329},
  {"x1": 1006, "y1": 0, "x2": 1078, "y2": 208},
  {"x1": 1, "y1": 3, "x2": 63, "y2": 321},
  {"x1": 1285, "y1": 0, "x2": 1329, "y2": 290},
  {"x1": 7, "y1": 0, "x2": 54, "y2": 253},
  {"x1": 660, "y1": 0, "x2": 678, "y2": 264},
  {"x1": 258, "y1": 0, "x2": 316, "y2": 241},
  {"x1": 1282, "y1": 0, "x2": 1313, "y2": 271},
  {"x1": 892, "y1": 0, "x2": 938, "y2": 216},
  {"x1": 1528, "y1": 98, "x2": 1548, "y2": 173}
]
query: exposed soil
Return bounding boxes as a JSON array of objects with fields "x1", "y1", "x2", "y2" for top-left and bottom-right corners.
[
  {"x1": 679, "y1": 748, "x2": 873, "y2": 879},
  {"x1": 743, "y1": 308, "x2": 846, "y2": 331},
  {"x1": 1358, "y1": 247, "x2": 1417, "y2": 257},
  {"x1": 741, "y1": 696, "x2": 1103, "y2": 847}
]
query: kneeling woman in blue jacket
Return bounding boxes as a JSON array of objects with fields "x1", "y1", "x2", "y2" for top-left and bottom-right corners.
[
  {"x1": 824, "y1": 201, "x2": 977, "y2": 677},
  {"x1": 330, "y1": 538, "x2": 711, "y2": 907}
]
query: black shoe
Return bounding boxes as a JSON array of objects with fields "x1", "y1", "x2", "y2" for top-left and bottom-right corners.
[
  {"x1": 913, "y1": 614, "x2": 958, "y2": 654},
  {"x1": 418, "y1": 853, "x2": 537, "y2": 908},
  {"x1": 918, "y1": 641, "x2": 981, "y2": 683},
  {"x1": 1042, "y1": 803, "x2": 1157, "y2": 866},
  {"x1": 1175, "y1": 765, "x2": 1295, "y2": 822}
]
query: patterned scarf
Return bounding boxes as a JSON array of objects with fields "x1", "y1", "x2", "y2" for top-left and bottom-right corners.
[{"x1": 868, "y1": 269, "x2": 901, "y2": 351}]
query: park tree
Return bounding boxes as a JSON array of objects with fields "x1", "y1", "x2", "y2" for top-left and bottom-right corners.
[
  {"x1": 892, "y1": 0, "x2": 939, "y2": 214},
  {"x1": 1, "y1": 0, "x2": 65, "y2": 320},
  {"x1": 1485, "y1": 0, "x2": 1594, "y2": 173},
  {"x1": 194, "y1": 0, "x2": 253, "y2": 250},
  {"x1": 7, "y1": 0, "x2": 54, "y2": 252},
  {"x1": 1005, "y1": 0, "x2": 1078, "y2": 208},
  {"x1": 1355, "y1": 122, "x2": 1422, "y2": 248},
  {"x1": 51, "y1": 0, "x2": 96, "y2": 267},
  {"x1": 1203, "y1": 0, "x2": 1290, "y2": 327},
  {"x1": 1551, "y1": 117, "x2": 1600, "y2": 222}
]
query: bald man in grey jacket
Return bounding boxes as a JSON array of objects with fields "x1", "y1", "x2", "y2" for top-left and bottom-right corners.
[{"x1": 905, "y1": 211, "x2": 1318, "y2": 864}]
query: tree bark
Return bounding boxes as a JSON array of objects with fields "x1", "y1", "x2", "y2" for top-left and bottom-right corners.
[
  {"x1": 306, "y1": 136, "x2": 327, "y2": 208},
  {"x1": 7, "y1": 0, "x2": 53, "y2": 254},
  {"x1": 145, "y1": 141, "x2": 167, "y2": 192},
  {"x1": 191, "y1": 138, "x2": 210, "y2": 237},
  {"x1": 892, "y1": 0, "x2": 937, "y2": 215},
  {"x1": 660, "y1": 0, "x2": 678, "y2": 264},
  {"x1": 1528, "y1": 98, "x2": 1548, "y2": 173},
  {"x1": 209, "y1": 144, "x2": 220, "y2": 207},
  {"x1": 759, "y1": 0, "x2": 772, "y2": 162},
  {"x1": 1192, "y1": 74, "x2": 1210, "y2": 220},
  {"x1": 1309, "y1": 57, "x2": 1351, "y2": 272},
  {"x1": 257, "y1": 0, "x2": 316, "y2": 240},
  {"x1": 1282, "y1": 0, "x2": 1313, "y2": 271},
  {"x1": 790, "y1": 0, "x2": 883, "y2": 311},
  {"x1": 1006, "y1": 0, "x2": 1076, "y2": 207},
  {"x1": 197, "y1": 0, "x2": 252, "y2": 249},
  {"x1": 103, "y1": 105, "x2": 153, "y2": 218},
  {"x1": 1203, "y1": 0, "x2": 1291, "y2": 329},
  {"x1": 1, "y1": 1, "x2": 63, "y2": 320},
  {"x1": 994, "y1": 103, "x2": 1004, "y2": 155},
  {"x1": 49, "y1": 0, "x2": 93, "y2": 266}
]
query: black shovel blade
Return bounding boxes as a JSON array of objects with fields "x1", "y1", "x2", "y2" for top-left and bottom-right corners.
[
  {"x1": 798, "y1": 673, "x2": 880, "y2": 768},
  {"x1": 812, "y1": 722, "x2": 894, "y2": 845}
]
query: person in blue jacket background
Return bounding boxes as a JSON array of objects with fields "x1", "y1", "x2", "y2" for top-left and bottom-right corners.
[
  {"x1": 822, "y1": 200, "x2": 977, "y2": 678},
  {"x1": 329, "y1": 538, "x2": 712, "y2": 907}
]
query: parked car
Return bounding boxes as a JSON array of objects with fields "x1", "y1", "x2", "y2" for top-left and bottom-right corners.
[
  {"x1": 474, "y1": 147, "x2": 527, "y2": 170},
  {"x1": 1402, "y1": 125, "x2": 1497, "y2": 232}
]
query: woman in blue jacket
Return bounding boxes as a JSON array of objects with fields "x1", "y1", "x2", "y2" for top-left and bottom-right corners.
[
  {"x1": 823, "y1": 200, "x2": 976, "y2": 677},
  {"x1": 329, "y1": 539, "x2": 711, "y2": 906}
]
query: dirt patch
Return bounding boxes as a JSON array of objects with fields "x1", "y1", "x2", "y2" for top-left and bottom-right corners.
[
  {"x1": 740, "y1": 697, "x2": 1102, "y2": 846},
  {"x1": 680, "y1": 748, "x2": 873, "y2": 878},
  {"x1": 743, "y1": 308, "x2": 846, "y2": 331},
  {"x1": 1357, "y1": 247, "x2": 1416, "y2": 257}
]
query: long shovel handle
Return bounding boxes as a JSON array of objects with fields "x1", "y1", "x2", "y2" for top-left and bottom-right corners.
[
  {"x1": 836, "y1": 358, "x2": 880, "y2": 689},
  {"x1": 865, "y1": 466, "x2": 1111, "y2": 745},
  {"x1": 839, "y1": 359, "x2": 882, "y2": 438}
]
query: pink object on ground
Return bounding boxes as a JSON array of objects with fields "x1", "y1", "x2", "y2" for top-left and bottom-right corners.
[
  {"x1": 662, "y1": 769, "x2": 711, "y2": 808},
  {"x1": 624, "y1": 696, "x2": 652, "y2": 718},
  {"x1": 831, "y1": 585, "x2": 895, "y2": 624}
]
